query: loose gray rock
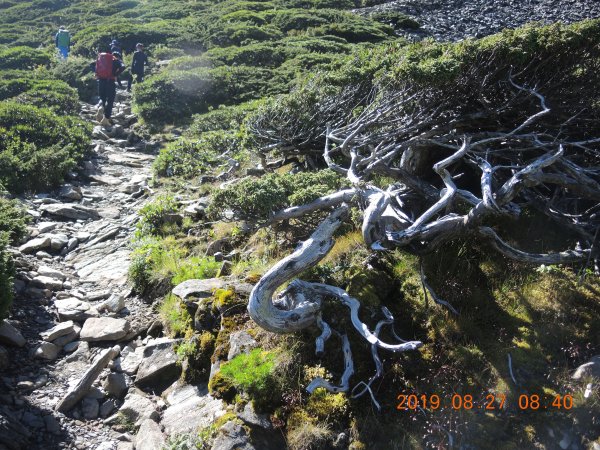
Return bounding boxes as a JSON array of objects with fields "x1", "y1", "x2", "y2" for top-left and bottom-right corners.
[
  {"x1": 49, "y1": 233, "x2": 69, "y2": 250},
  {"x1": 100, "y1": 399, "x2": 117, "y2": 418},
  {"x1": 120, "y1": 344, "x2": 144, "y2": 375},
  {"x1": 135, "y1": 418, "x2": 165, "y2": 450},
  {"x1": 97, "y1": 293, "x2": 125, "y2": 313},
  {"x1": 53, "y1": 327, "x2": 81, "y2": 347},
  {"x1": 80, "y1": 317, "x2": 130, "y2": 342},
  {"x1": 227, "y1": 331, "x2": 257, "y2": 361},
  {"x1": 172, "y1": 278, "x2": 228, "y2": 302},
  {"x1": 238, "y1": 402, "x2": 272, "y2": 430},
  {"x1": 44, "y1": 414, "x2": 61, "y2": 434},
  {"x1": 40, "y1": 203, "x2": 100, "y2": 220},
  {"x1": 34, "y1": 342, "x2": 60, "y2": 360},
  {"x1": 41, "y1": 321, "x2": 75, "y2": 342},
  {"x1": 19, "y1": 237, "x2": 51, "y2": 254},
  {"x1": 572, "y1": 355, "x2": 600, "y2": 380},
  {"x1": 30, "y1": 275, "x2": 63, "y2": 291},
  {"x1": 82, "y1": 397, "x2": 100, "y2": 420},
  {"x1": 37, "y1": 265, "x2": 66, "y2": 280},
  {"x1": 113, "y1": 389, "x2": 159, "y2": 426},
  {"x1": 162, "y1": 384, "x2": 225, "y2": 436},
  {"x1": 0, "y1": 321, "x2": 26, "y2": 347},
  {"x1": 55, "y1": 298, "x2": 98, "y2": 322},
  {"x1": 59, "y1": 184, "x2": 83, "y2": 201},
  {"x1": 211, "y1": 421, "x2": 255, "y2": 450},
  {"x1": 21, "y1": 412, "x2": 44, "y2": 429},
  {"x1": 103, "y1": 372, "x2": 128, "y2": 399},
  {"x1": 135, "y1": 340, "x2": 180, "y2": 389}
]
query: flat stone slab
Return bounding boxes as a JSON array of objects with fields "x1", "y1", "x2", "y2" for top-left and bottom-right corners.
[
  {"x1": 76, "y1": 250, "x2": 129, "y2": 287},
  {"x1": 41, "y1": 321, "x2": 75, "y2": 342},
  {"x1": 40, "y1": 203, "x2": 100, "y2": 220},
  {"x1": 19, "y1": 237, "x2": 51, "y2": 254},
  {"x1": 55, "y1": 298, "x2": 98, "y2": 322},
  {"x1": 161, "y1": 387, "x2": 225, "y2": 436},
  {"x1": 80, "y1": 318, "x2": 130, "y2": 342},
  {"x1": 172, "y1": 278, "x2": 227, "y2": 301}
]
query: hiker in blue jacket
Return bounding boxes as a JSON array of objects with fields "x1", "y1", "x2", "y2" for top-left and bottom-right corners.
[
  {"x1": 127, "y1": 43, "x2": 149, "y2": 92},
  {"x1": 55, "y1": 26, "x2": 71, "y2": 59}
]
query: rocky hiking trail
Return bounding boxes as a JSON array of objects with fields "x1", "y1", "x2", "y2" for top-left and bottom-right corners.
[{"x1": 0, "y1": 90, "x2": 214, "y2": 450}]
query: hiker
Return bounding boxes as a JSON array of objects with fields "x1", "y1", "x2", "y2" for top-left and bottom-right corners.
[
  {"x1": 91, "y1": 45, "x2": 125, "y2": 127},
  {"x1": 110, "y1": 39, "x2": 122, "y2": 54},
  {"x1": 112, "y1": 51, "x2": 125, "y2": 89},
  {"x1": 55, "y1": 26, "x2": 71, "y2": 60},
  {"x1": 127, "y1": 43, "x2": 148, "y2": 92}
]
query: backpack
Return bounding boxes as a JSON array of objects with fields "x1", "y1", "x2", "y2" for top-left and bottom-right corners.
[
  {"x1": 57, "y1": 30, "x2": 70, "y2": 47},
  {"x1": 96, "y1": 53, "x2": 114, "y2": 80}
]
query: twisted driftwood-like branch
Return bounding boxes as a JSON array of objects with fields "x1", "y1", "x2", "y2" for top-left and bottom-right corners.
[{"x1": 246, "y1": 72, "x2": 599, "y2": 405}]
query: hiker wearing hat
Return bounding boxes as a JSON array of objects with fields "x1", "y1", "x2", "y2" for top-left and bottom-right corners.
[
  {"x1": 55, "y1": 26, "x2": 71, "y2": 59},
  {"x1": 127, "y1": 43, "x2": 148, "y2": 92},
  {"x1": 110, "y1": 39, "x2": 122, "y2": 54}
]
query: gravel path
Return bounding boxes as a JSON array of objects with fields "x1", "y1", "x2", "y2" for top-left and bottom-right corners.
[{"x1": 0, "y1": 90, "x2": 161, "y2": 450}]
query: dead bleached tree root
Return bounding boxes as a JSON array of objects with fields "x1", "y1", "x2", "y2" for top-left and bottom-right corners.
[{"x1": 248, "y1": 207, "x2": 423, "y2": 402}]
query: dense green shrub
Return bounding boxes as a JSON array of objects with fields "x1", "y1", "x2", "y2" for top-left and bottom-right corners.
[
  {"x1": 0, "y1": 46, "x2": 52, "y2": 70},
  {"x1": 0, "y1": 101, "x2": 90, "y2": 192},
  {"x1": 0, "y1": 232, "x2": 14, "y2": 320},
  {"x1": 135, "y1": 65, "x2": 273, "y2": 123},
  {"x1": 0, "y1": 198, "x2": 29, "y2": 243},
  {"x1": 15, "y1": 79, "x2": 79, "y2": 114},
  {"x1": 188, "y1": 102, "x2": 259, "y2": 135},
  {"x1": 51, "y1": 56, "x2": 96, "y2": 101},
  {"x1": 208, "y1": 169, "x2": 347, "y2": 220},
  {"x1": 135, "y1": 194, "x2": 179, "y2": 237},
  {"x1": 154, "y1": 132, "x2": 240, "y2": 178}
]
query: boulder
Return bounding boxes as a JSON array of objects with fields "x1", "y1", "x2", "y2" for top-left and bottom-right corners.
[
  {"x1": 0, "y1": 321, "x2": 26, "y2": 347},
  {"x1": 114, "y1": 389, "x2": 159, "y2": 426},
  {"x1": 82, "y1": 397, "x2": 100, "y2": 420},
  {"x1": 37, "y1": 222, "x2": 57, "y2": 233},
  {"x1": 120, "y1": 344, "x2": 145, "y2": 375},
  {"x1": 41, "y1": 321, "x2": 75, "y2": 341},
  {"x1": 59, "y1": 184, "x2": 83, "y2": 201},
  {"x1": 49, "y1": 233, "x2": 69, "y2": 250},
  {"x1": 572, "y1": 355, "x2": 600, "y2": 380},
  {"x1": 40, "y1": 203, "x2": 100, "y2": 220},
  {"x1": 227, "y1": 331, "x2": 257, "y2": 360},
  {"x1": 37, "y1": 265, "x2": 67, "y2": 281},
  {"x1": 34, "y1": 342, "x2": 60, "y2": 360},
  {"x1": 103, "y1": 372, "x2": 128, "y2": 399},
  {"x1": 55, "y1": 298, "x2": 98, "y2": 322},
  {"x1": 135, "y1": 340, "x2": 180, "y2": 389},
  {"x1": 135, "y1": 419, "x2": 165, "y2": 450},
  {"x1": 211, "y1": 421, "x2": 255, "y2": 450},
  {"x1": 172, "y1": 278, "x2": 227, "y2": 302},
  {"x1": 30, "y1": 275, "x2": 63, "y2": 291},
  {"x1": 96, "y1": 293, "x2": 125, "y2": 313},
  {"x1": 162, "y1": 384, "x2": 225, "y2": 436},
  {"x1": 80, "y1": 317, "x2": 130, "y2": 342},
  {"x1": 19, "y1": 237, "x2": 51, "y2": 254}
]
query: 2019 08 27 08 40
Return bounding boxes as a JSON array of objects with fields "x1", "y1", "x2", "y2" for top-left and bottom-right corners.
[{"x1": 396, "y1": 393, "x2": 574, "y2": 411}]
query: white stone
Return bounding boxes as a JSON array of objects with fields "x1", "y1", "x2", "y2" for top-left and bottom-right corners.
[
  {"x1": 19, "y1": 237, "x2": 51, "y2": 254},
  {"x1": 34, "y1": 342, "x2": 60, "y2": 360},
  {"x1": 41, "y1": 321, "x2": 75, "y2": 342},
  {"x1": 80, "y1": 317, "x2": 130, "y2": 342}
]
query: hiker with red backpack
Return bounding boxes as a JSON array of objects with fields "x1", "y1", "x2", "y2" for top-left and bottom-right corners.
[{"x1": 91, "y1": 44, "x2": 125, "y2": 126}]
